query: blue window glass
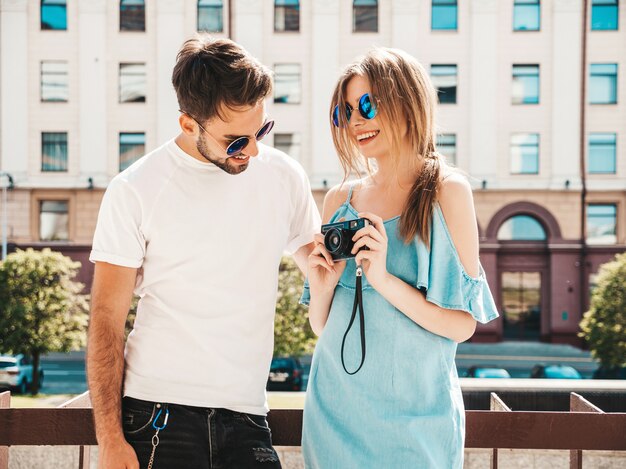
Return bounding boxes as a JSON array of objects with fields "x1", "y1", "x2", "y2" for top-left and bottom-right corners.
[
  {"x1": 432, "y1": 0, "x2": 457, "y2": 31},
  {"x1": 41, "y1": 0, "x2": 67, "y2": 31},
  {"x1": 353, "y1": 0, "x2": 378, "y2": 32},
  {"x1": 119, "y1": 133, "x2": 146, "y2": 172},
  {"x1": 42, "y1": 132, "x2": 68, "y2": 172},
  {"x1": 588, "y1": 133, "x2": 617, "y2": 174},
  {"x1": 497, "y1": 215, "x2": 547, "y2": 241},
  {"x1": 514, "y1": 0, "x2": 540, "y2": 31},
  {"x1": 512, "y1": 65, "x2": 540, "y2": 104},
  {"x1": 274, "y1": 64, "x2": 301, "y2": 104},
  {"x1": 120, "y1": 0, "x2": 145, "y2": 32},
  {"x1": 511, "y1": 134, "x2": 539, "y2": 174},
  {"x1": 275, "y1": 0, "x2": 300, "y2": 32},
  {"x1": 589, "y1": 63, "x2": 618, "y2": 104},
  {"x1": 431, "y1": 64, "x2": 457, "y2": 104},
  {"x1": 587, "y1": 204, "x2": 617, "y2": 244},
  {"x1": 591, "y1": 0, "x2": 619, "y2": 30},
  {"x1": 198, "y1": 0, "x2": 223, "y2": 32}
]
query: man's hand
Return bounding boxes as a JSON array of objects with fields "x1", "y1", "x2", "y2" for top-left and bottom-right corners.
[{"x1": 98, "y1": 437, "x2": 140, "y2": 469}]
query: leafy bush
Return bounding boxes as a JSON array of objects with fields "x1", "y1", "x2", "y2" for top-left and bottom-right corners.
[
  {"x1": 579, "y1": 252, "x2": 626, "y2": 370},
  {"x1": 0, "y1": 248, "x2": 88, "y2": 393},
  {"x1": 274, "y1": 256, "x2": 316, "y2": 357}
]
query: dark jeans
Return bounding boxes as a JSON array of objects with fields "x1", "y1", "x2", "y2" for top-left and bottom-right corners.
[{"x1": 122, "y1": 396, "x2": 282, "y2": 469}]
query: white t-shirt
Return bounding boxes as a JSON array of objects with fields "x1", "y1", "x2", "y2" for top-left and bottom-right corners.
[{"x1": 90, "y1": 139, "x2": 320, "y2": 415}]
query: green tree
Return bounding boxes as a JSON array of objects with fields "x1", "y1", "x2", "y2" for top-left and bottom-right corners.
[
  {"x1": 579, "y1": 252, "x2": 626, "y2": 373},
  {"x1": 0, "y1": 248, "x2": 88, "y2": 394},
  {"x1": 274, "y1": 256, "x2": 317, "y2": 357}
]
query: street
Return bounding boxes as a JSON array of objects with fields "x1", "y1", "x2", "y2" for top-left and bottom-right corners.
[{"x1": 30, "y1": 341, "x2": 602, "y2": 396}]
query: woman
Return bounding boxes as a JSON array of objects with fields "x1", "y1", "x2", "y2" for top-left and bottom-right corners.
[{"x1": 301, "y1": 48, "x2": 499, "y2": 468}]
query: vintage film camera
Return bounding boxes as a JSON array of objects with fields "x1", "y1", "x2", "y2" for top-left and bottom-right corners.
[{"x1": 321, "y1": 218, "x2": 370, "y2": 261}]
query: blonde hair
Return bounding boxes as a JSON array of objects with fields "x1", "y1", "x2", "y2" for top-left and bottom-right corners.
[{"x1": 330, "y1": 47, "x2": 448, "y2": 245}]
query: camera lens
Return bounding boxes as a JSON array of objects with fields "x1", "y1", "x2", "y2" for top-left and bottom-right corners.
[{"x1": 324, "y1": 228, "x2": 343, "y2": 254}]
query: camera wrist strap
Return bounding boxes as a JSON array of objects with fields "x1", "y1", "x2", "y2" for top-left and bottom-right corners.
[{"x1": 341, "y1": 265, "x2": 366, "y2": 375}]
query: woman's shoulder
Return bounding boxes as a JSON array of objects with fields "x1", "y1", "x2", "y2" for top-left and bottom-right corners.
[
  {"x1": 322, "y1": 181, "x2": 358, "y2": 223},
  {"x1": 438, "y1": 169, "x2": 472, "y2": 206}
]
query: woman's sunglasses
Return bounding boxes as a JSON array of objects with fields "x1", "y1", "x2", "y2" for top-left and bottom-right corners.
[
  {"x1": 180, "y1": 110, "x2": 275, "y2": 157},
  {"x1": 332, "y1": 93, "x2": 377, "y2": 127}
]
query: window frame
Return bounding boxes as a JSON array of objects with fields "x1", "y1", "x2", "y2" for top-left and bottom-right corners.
[
  {"x1": 431, "y1": 64, "x2": 458, "y2": 104},
  {"x1": 41, "y1": 132, "x2": 68, "y2": 172},
  {"x1": 41, "y1": 60, "x2": 69, "y2": 103},
  {"x1": 274, "y1": 0, "x2": 300, "y2": 33},
  {"x1": 513, "y1": 0, "x2": 541, "y2": 32},
  {"x1": 120, "y1": 0, "x2": 146, "y2": 32},
  {"x1": 273, "y1": 63, "x2": 302, "y2": 105},
  {"x1": 510, "y1": 133, "x2": 540, "y2": 175},
  {"x1": 40, "y1": 0, "x2": 67, "y2": 31},
  {"x1": 586, "y1": 203, "x2": 618, "y2": 245},
  {"x1": 588, "y1": 133, "x2": 617, "y2": 174},
  {"x1": 119, "y1": 63, "x2": 147, "y2": 104},
  {"x1": 197, "y1": 0, "x2": 224, "y2": 33},
  {"x1": 431, "y1": 0, "x2": 458, "y2": 31},
  {"x1": 119, "y1": 132, "x2": 146, "y2": 172},
  {"x1": 591, "y1": 0, "x2": 619, "y2": 31},
  {"x1": 353, "y1": 0, "x2": 379, "y2": 33},
  {"x1": 512, "y1": 64, "x2": 540, "y2": 105},
  {"x1": 589, "y1": 63, "x2": 618, "y2": 104}
]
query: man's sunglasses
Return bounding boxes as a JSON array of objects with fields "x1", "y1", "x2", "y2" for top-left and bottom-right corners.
[
  {"x1": 332, "y1": 93, "x2": 378, "y2": 127},
  {"x1": 180, "y1": 110, "x2": 275, "y2": 157}
]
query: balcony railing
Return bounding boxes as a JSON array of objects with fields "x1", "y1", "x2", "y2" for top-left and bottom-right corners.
[{"x1": 1, "y1": 390, "x2": 625, "y2": 469}]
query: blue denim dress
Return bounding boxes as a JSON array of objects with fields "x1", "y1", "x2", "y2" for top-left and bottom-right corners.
[{"x1": 300, "y1": 186, "x2": 499, "y2": 469}]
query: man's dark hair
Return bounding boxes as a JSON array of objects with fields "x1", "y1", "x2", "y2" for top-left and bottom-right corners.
[{"x1": 172, "y1": 35, "x2": 272, "y2": 122}]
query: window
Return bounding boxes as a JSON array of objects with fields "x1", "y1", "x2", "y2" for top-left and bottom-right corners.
[
  {"x1": 432, "y1": 0, "x2": 457, "y2": 31},
  {"x1": 431, "y1": 65, "x2": 457, "y2": 104},
  {"x1": 119, "y1": 63, "x2": 146, "y2": 103},
  {"x1": 589, "y1": 63, "x2": 618, "y2": 104},
  {"x1": 120, "y1": 0, "x2": 145, "y2": 32},
  {"x1": 274, "y1": 133, "x2": 301, "y2": 161},
  {"x1": 39, "y1": 200, "x2": 69, "y2": 241},
  {"x1": 42, "y1": 132, "x2": 68, "y2": 172},
  {"x1": 511, "y1": 134, "x2": 539, "y2": 174},
  {"x1": 587, "y1": 204, "x2": 617, "y2": 244},
  {"x1": 588, "y1": 133, "x2": 617, "y2": 174},
  {"x1": 591, "y1": 0, "x2": 619, "y2": 30},
  {"x1": 274, "y1": 64, "x2": 301, "y2": 104},
  {"x1": 198, "y1": 0, "x2": 223, "y2": 32},
  {"x1": 513, "y1": 0, "x2": 540, "y2": 31},
  {"x1": 512, "y1": 65, "x2": 540, "y2": 104},
  {"x1": 41, "y1": 0, "x2": 67, "y2": 30},
  {"x1": 353, "y1": 0, "x2": 378, "y2": 32},
  {"x1": 41, "y1": 61, "x2": 68, "y2": 102},
  {"x1": 119, "y1": 133, "x2": 146, "y2": 171},
  {"x1": 497, "y1": 215, "x2": 547, "y2": 241},
  {"x1": 437, "y1": 134, "x2": 456, "y2": 164},
  {"x1": 275, "y1": 0, "x2": 299, "y2": 32}
]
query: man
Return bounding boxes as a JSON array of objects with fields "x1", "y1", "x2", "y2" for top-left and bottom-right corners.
[{"x1": 87, "y1": 35, "x2": 319, "y2": 469}]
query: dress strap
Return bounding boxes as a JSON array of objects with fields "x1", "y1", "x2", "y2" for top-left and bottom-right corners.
[{"x1": 345, "y1": 183, "x2": 356, "y2": 206}]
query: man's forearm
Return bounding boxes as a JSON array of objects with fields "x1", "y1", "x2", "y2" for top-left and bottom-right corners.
[{"x1": 87, "y1": 312, "x2": 127, "y2": 445}]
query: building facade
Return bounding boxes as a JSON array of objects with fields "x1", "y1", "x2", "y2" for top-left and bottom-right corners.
[{"x1": 0, "y1": 0, "x2": 624, "y2": 344}]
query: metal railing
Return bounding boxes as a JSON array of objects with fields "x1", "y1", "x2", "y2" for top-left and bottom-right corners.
[{"x1": 1, "y1": 390, "x2": 625, "y2": 469}]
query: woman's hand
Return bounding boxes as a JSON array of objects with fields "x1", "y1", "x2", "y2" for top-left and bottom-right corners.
[
  {"x1": 352, "y1": 212, "x2": 390, "y2": 291},
  {"x1": 308, "y1": 233, "x2": 346, "y2": 296}
]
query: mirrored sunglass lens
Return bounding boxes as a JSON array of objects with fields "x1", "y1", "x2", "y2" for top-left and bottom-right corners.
[
  {"x1": 359, "y1": 94, "x2": 376, "y2": 119},
  {"x1": 227, "y1": 138, "x2": 248, "y2": 156},
  {"x1": 332, "y1": 105, "x2": 340, "y2": 127},
  {"x1": 256, "y1": 121, "x2": 274, "y2": 140}
]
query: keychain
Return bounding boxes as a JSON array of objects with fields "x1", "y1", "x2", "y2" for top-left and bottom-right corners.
[{"x1": 147, "y1": 404, "x2": 169, "y2": 469}]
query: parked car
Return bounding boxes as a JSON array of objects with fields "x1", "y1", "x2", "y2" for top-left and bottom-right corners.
[
  {"x1": 0, "y1": 354, "x2": 44, "y2": 394},
  {"x1": 530, "y1": 364, "x2": 582, "y2": 379},
  {"x1": 267, "y1": 356, "x2": 303, "y2": 391},
  {"x1": 593, "y1": 366, "x2": 626, "y2": 379},
  {"x1": 465, "y1": 366, "x2": 511, "y2": 379}
]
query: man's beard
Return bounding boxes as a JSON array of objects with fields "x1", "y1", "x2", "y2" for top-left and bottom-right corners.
[{"x1": 196, "y1": 136, "x2": 249, "y2": 175}]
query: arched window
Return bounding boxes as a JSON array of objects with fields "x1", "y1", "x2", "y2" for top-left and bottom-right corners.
[{"x1": 497, "y1": 215, "x2": 546, "y2": 241}]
